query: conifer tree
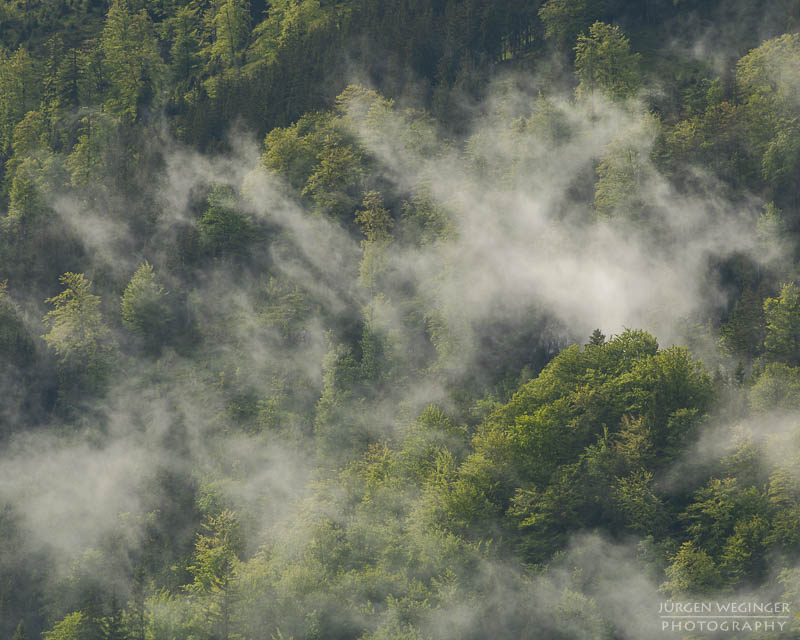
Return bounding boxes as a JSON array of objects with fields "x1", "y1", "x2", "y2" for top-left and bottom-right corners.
[
  {"x1": 186, "y1": 510, "x2": 242, "y2": 640},
  {"x1": 575, "y1": 22, "x2": 641, "y2": 101},
  {"x1": 121, "y1": 262, "x2": 172, "y2": 352},
  {"x1": 101, "y1": 0, "x2": 164, "y2": 121}
]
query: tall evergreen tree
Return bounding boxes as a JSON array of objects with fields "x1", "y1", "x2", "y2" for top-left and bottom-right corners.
[{"x1": 101, "y1": 0, "x2": 164, "y2": 121}]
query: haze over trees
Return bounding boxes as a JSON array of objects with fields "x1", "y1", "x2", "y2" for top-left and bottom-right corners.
[{"x1": 2, "y1": 1, "x2": 800, "y2": 638}]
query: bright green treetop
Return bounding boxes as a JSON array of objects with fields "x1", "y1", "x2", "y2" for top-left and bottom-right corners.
[
  {"x1": 575, "y1": 22, "x2": 642, "y2": 101},
  {"x1": 42, "y1": 273, "x2": 110, "y2": 362}
]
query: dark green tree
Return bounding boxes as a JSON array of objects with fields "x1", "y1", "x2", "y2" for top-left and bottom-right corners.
[
  {"x1": 538, "y1": 0, "x2": 603, "y2": 49},
  {"x1": 197, "y1": 186, "x2": 256, "y2": 257},
  {"x1": 101, "y1": 0, "x2": 164, "y2": 121},
  {"x1": 764, "y1": 282, "x2": 800, "y2": 365},
  {"x1": 720, "y1": 288, "x2": 765, "y2": 360},
  {"x1": 0, "y1": 47, "x2": 41, "y2": 157},
  {"x1": 588, "y1": 328, "x2": 605, "y2": 345},
  {"x1": 121, "y1": 262, "x2": 172, "y2": 351},
  {"x1": 206, "y1": 0, "x2": 251, "y2": 69}
]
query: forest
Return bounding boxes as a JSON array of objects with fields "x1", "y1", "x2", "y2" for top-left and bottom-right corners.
[{"x1": 2, "y1": 0, "x2": 800, "y2": 638}]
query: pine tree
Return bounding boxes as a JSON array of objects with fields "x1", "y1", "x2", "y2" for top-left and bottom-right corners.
[
  {"x1": 42, "y1": 272, "x2": 113, "y2": 405},
  {"x1": 185, "y1": 510, "x2": 242, "y2": 640},
  {"x1": 121, "y1": 262, "x2": 172, "y2": 351},
  {"x1": 43, "y1": 612, "x2": 88, "y2": 640},
  {"x1": 538, "y1": 0, "x2": 602, "y2": 49},
  {"x1": 42, "y1": 273, "x2": 110, "y2": 362},
  {"x1": 575, "y1": 22, "x2": 642, "y2": 102},
  {"x1": 101, "y1": 0, "x2": 164, "y2": 121},
  {"x1": 0, "y1": 47, "x2": 41, "y2": 156},
  {"x1": 12, "y1": 620, "x2": 28, "y2": 640},
  {"x1": 764, "y1": 282, "x2": 800, "y2": 365},
  {"x1": 208, "y1": 0, "x2": 251, "y2": 69},
  {"x1": 588, "y1": 328, "x2": 605, "y2": 345}
]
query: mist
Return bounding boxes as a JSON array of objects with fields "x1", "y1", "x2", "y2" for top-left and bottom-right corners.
[{"x1": 2, "y1": 2, "x2": 800, "y2": 638}]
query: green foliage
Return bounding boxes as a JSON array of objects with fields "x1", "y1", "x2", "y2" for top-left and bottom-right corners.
[
  {"x1": 575, "y1": 22, "x2": 642, "y2": 101},
  {"x1": 42, "y1": 273, "x2": 110, "y2": 363},
  {"x1": 12, "y1": 620, "x2": 27, "y2": 640},
  {"x1": 0, "y1": 47, "x2": 41, "y2": 157},
  {"x1": 248, "y1": 0, "x2": 347, "y2": 67},
  {"x1": 719, "y1": 515, "x2": 769, "y2": 585},
  {"x1": 0, "y1": 281, "x2": 33, "y2": 368},
  {"x1": 206, "y1": 0, "x2": 251, "y2": 69},
  {"x1": 757, "y1": 206, "x2": 785, "y2": 253},
  {"x1": 8, "y1": 3, "x2": 800, "y2": 637},
  {"x1": 6, "y1": 109, "x2": 48, "y2": 179},
  {"x1": 736, "y1": 33, "x2": 800, "y2": 119},
  {"x1": 613, "y1": 469, "x2": 666, "y2": 534},
  {"x1": 356, "y1": 191, "x2": 393, "y2": 243},
  {"x1": 101, "y1": 0, "x2": 164, "y2": 121},
  {"x1": 167, "y1": 7, "x2": 202, "y2": 91},
  {"x1": 41, "y1": 272, "x2": 113, "y2": 410},
  {"x1": 719, "y1": 288, "x2": 765, "y2": 360},
  {"x1": 302, "y1": 137, "x2": 365, "y2": 218},
  {"x1": 259, "y1": 276, "x2": 315, "y2": 341},
  {"x1": 262, "y1": 115, "x2": 322, "y2": 191},
  {"x1": 48, "y1": 47, "x2": 95, "y2": 119},
  {"x1": 662, "y1": 100, "x2": 758, "y2": 186},
  {"x1": 473, "y1": 330, "x2": 710, "y2": 490},
  {"x1": 766, "y1": 467, "x2": 800, "y2": 554},
  {"x1": 681, "y1": 477, "x2": 768, "y2": 557},
  {"x1": 538, "y1": 0, "x2": 603, "y2": 48},
  {"x1": 5, "y1": 156, "x2": 49, "y2": 230},
  {"x1": 262, "y1": 94, "x2": 393, "y2": 223},
  {"x1": 314, "y1": 339, "x2": 367, "y2": 461},
  {"x1": 588, "y1": 328, "x2": 605, "y2": 345},
  {"x1": 136, "y1": 588, "x2": 192, "y2": 640},
  {"x1": 749, "y1": 362, "x2": 800, "y2": 413},
  {"x1": 185, "y1": 510, "x2": 243, "y2": 640},
  {"x1": 554, "y1": 588, "x2": 612, "y2": 639},
  {"x1": 398, "y1": 193, "x2": 452, "y2": 246},
  {"x1": 43, "y1": 612, "x2": 88, "y2": 640},
  {"x1": 593, "y1": 115, "x2": 659, "y2": 220},
  {"x1": 762, "y1": 122, "x2": 800, "y2": 195},
  {"x1": 414, "y1": 449, "x2": 502, "y2": 537},
  {"x1": 764, "y1": 282, "x2": 800, "y2": 364},
  {"x1": 357, "y1": 191, "x2": 393, "y2": 308},
  {"x1": 121, "y1": 262, "x2": 172, "y2": 349},
  {"x1": 198, "y1": 186, "x2": 256, "y2": 257},
  {"x1": 662, "y1": 541, "x2": 722, "y2": 596},
  {"x1": 455, "y1": 330, "x2": 713, "y2": 560},
  {"x1": 396, "y1": 406, "x2": 469, "y2": 485},
  {"x1": 64, "y1": 112, "x2": 114, "y2": 189},
  {"x1": 614, "y1": 414, "x2": 654, "y2": 469}
]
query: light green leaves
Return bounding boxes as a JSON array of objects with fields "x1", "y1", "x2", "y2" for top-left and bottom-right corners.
[
  {"x1": 42, "y1": 272, "x2": 110, "y2": 362},
  {"x1": 575, "y1": 22, "x2": 642, "y2": 102}
]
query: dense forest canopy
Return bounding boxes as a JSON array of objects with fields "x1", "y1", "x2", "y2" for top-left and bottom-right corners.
[{"x1": 3, "y1": 0, "x2": 800, "y2": 638}]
